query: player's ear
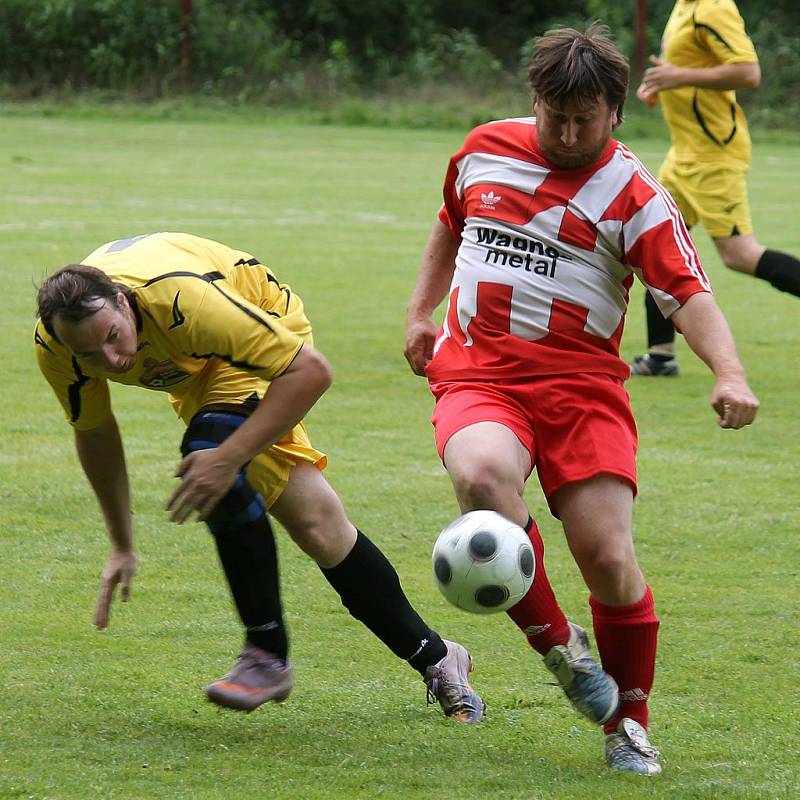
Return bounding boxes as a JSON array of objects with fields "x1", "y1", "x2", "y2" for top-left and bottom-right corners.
[{"x1": 610, "y1": 105, "x2": 619, "y2": 127}]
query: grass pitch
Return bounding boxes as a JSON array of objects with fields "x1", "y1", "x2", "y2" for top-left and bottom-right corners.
[{"x1": 0, "y1": 112, "x2": 798, "y2": 800}]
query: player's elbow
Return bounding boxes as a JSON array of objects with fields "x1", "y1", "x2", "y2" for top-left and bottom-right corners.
[
  {"x1": 300, "y1": 345, "x2": 333, "y2": 394},
  {"x1": 742, "y1": 63, "x2": 761, "y2": 89}
]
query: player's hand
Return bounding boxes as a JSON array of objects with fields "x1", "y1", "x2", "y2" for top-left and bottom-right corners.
[
  {"x1": 404, "y1": 316, "x2": 438, "y2": 376},
  {"x1": 94, "y1": 548, "x2": 138, "y2": 629},
  {"x1": 641, "y1": 55, "x2": 684, "y2": 92},
  {"x1": 710, "y1": 376, "x2": 759, "y2": 429},
  {"x1": 636, "y1": 81, "x2": 659, "y2": 107},
  {"x1": 167, "y1": 448, "x2": 239, "y2": 524}
]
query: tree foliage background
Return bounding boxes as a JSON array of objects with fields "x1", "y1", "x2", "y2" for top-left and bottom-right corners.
[{"x1": 1, "y1": 0, "x2": 798, "y2": 126}]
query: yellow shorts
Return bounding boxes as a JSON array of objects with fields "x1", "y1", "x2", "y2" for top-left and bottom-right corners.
[
  {"x1": 247, "y1": 422, "x2": 327, "y2": 508},
  {"x1": 171, "y1": 360, "x2": 328, "y2": 509},
  {"x1": 658, "y1": 154, "x2": 752, "y2": 239}
]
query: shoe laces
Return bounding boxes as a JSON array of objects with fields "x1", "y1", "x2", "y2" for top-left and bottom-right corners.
[
  {"x1": 234, "y1": 648, "x2": 285, "y2": 676},
  {"x1": 425, "y1": 669, "x2": 451, "y2": 706},
  {"x1": 425, "y1": 667, "x2": 470, "y2": 711},
  {"x1": 620, "y1": 719, "x2": 660, "y2": 759}
]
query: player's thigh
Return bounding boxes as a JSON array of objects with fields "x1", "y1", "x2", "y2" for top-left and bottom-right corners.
[
  {"x1": 270, "y1": 462, "x2": 348, "y2": 531},
  {"x1": 554, "y1": 473, "x2": 643, "y2": 603},
  {"x1": 246, "y1": 421, "x2": 327, "y2": 509},
  {"x1": 444, "y1": 421, "x2": 532, "y2": 492},
  {"x1": 179, "y1": 364, "x2": 329, "y2": 508},
  {"x1": 526, "y1": 374, "x2": 638, "y2": 516},
  {"x1": 554, "y1": 473, "x2": 635, "y2": 561},
  {"x1": 431, "y1": 381, "x2": 534, "y2": 490},
  {"x1": 713, "y1": 232, "x2": 764, "y2": 273},
  {"x1": 685, "y1": 165, "x2": 752, "y2": 239},
  {"x1": 269, "y1": 461, "x2": 356, "y2": 566}
]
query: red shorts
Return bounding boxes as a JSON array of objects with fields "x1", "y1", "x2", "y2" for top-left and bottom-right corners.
[{"x1": 430, "y1": 373, "x2": 638, "y2": 514}]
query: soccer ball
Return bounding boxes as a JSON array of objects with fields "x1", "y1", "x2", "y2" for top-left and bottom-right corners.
[{"x1": 432, "y1": 510, "x2": 535, "y2": 614}]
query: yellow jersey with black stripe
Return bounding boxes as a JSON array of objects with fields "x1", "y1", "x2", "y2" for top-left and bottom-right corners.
[
  {"x1": 659, "y1": 0, "x2": 758, "y2": 164},
  {"x1": 35, "y1": 232, "x2": 311, "y2": 430}
]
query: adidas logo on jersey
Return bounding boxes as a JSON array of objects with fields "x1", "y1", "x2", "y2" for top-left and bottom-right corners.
[{"x1": 480, "y1": 191, "x2": 502, "y2": 209}]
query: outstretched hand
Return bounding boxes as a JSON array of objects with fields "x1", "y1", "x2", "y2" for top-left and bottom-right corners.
[
  {"x1": 94, "y1": 548, "x2": 138, "y2": 629},
  {"x1": 711, "y1": 376, "x2": 759, "y2": 429},
  {"x1": 167, "y1": 448, "x2": 239, "y2": 524}
]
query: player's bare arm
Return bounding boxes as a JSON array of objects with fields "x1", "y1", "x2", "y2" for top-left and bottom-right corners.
[
  {"x1": 670, "y1": 292, "x2": 759, "y2": 429},
  {"x1": 73, "y1": 416, "x2": 138, "y2": 628},
  {"x1": 167, "y1": 345, "x2": 332, "y2": 524},
  {"x1": 641, "y1": 55, "x2": 760, "y2": 93},
  {"x1": 404, "y1": 220, "x2": 460, "y2": 376}
]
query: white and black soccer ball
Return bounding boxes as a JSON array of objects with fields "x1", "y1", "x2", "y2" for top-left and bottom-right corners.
[{"x1": 432, "y1": 510, "x2": 535, "y2": 614}]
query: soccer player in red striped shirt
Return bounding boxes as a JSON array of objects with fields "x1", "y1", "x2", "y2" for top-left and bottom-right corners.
[{"x1": 404, "y1": 23, "x2": 758, "y2": 775}]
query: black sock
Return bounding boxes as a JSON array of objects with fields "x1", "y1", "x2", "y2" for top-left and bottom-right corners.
[
  {"x1": 321, "y1": 530, "x2": 447, "y2": 674},
  {"x1": 213, "y1": 516, "x2": 288, "y2": 660},
  {"x1": 755, "y1": 249, "x2": 800, "y2": 297},
  {"x1": 645, "y1": 291, "x2": 676, "y2": 348}
]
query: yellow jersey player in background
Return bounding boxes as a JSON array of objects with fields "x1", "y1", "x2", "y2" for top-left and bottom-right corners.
[
  {"x1": 632, "y1": 0, "x2": 800, "y2": 376},
  {"x1": 35, "y1": 231, "x2": 484, "y2": 720}
]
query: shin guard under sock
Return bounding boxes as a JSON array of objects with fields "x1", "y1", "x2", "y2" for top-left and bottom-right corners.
[
  {"x1": 590, "y1": 586, "x2": 659, "y2": 732},
  {"x1": 182, "y1": 410, "x2": 288, "y2": 660},
  {"x1": 645, "y1": 291, "x2": 676, "y2": 348},
  {"x1": 506, "y1": 517, "x2": 570, "y2": 655},
  {"x1": 755, "y1": 249, "x2": 800, "y2": 297},
  {"x1": 321, "y1": 530, "x2": 447, "y2": 673},
  {"x1": 213, "y1": 515, "x2": 288, "y2": 660}
]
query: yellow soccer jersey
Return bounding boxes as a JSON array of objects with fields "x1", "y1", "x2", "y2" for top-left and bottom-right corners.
[
  {"x1": 35, "y1": 232, "x2": 311, "y2": 430},
  {"x1": 659, "y1": 0, "x2": 758, "y2": 164}
]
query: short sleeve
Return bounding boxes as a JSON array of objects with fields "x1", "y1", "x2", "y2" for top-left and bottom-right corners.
[
  {"x1": 34, "y1": 322, "x2": 113, "y2": 430},
  {"x1": 696, "y1": 0, "x2": 758, "y2": 65},
  {"x1": 162, "y1": 278, "x2": 304, "y2": 381}
]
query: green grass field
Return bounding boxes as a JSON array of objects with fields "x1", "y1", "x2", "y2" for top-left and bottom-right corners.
[{"x1": 1, "y1": 112, "x2": 798, "y2": 800}]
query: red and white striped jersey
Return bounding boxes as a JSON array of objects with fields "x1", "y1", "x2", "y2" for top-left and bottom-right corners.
[{"x1": 427, "y1": 117, "x2": 711, "y2": 382}]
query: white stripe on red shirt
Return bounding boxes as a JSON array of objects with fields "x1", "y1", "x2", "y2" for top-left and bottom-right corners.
[{"x1": 428, "y1": 117, "x2": 710, "y2": 382}]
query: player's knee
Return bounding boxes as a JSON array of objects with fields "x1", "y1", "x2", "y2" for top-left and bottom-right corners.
[
  {"x1": 277, "y1": 483, "x2": 355, "y2": 563},
  {"x1": 181, "y1": 410, "x2": 266, "y2": 533},
  {"x1": 285, "y1": 490, "x2": 344, "y2": 542},
  {"x1": 720, "y1": 252, "x2": 750, "y2": 272},
  {"x1": 716, "y1": 240, "x2": 760, "y2": 274},
  {"x1": 575, "y1": 538, "x2": 635, "y2": 583},
  {"x1": 449, "y1": 458, "x2": 519, "y2": 510}
]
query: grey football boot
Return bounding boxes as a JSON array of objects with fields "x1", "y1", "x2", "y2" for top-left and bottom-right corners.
[
  {"x1": 424, "y1": 639, "x2": 485, "y2": 723},
  {"x1": 543, "y1": 621, "x2": 620, "y2": 725},
  {"x1": 605, "y1": 717, "x2": 662, "y2": 775}
]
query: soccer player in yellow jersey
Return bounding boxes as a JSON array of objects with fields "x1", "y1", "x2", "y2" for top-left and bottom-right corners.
[
  {"x1": 34, "y1": 231, "x2": 484, "y2": 720},
  {"x1": 632, "y1": 0, "x2": 800, "y2": 376}
]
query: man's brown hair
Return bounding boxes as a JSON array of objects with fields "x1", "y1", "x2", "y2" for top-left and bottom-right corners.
[
  {"x1": 37, "y1": 264, "x2": 124, "y2": 341},
  {"x1": 528, "y1": 22, "x2": 629, "y2": 122}
]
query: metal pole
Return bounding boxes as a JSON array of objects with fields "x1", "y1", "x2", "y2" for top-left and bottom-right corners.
[
  {"x1": 634, "y1": 0, "x2": 648, "y2": 79},
  {"x1": 180, "y1": 0, "x2": 193, "y2": 89}
]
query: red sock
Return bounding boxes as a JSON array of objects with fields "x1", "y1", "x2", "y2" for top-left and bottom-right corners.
[
  {"x1": 590, "y1": 586, "x2": 659, "y2": 733},
  {"x1": 506, "y1": 517, "x2": 570, "y2": 655}
]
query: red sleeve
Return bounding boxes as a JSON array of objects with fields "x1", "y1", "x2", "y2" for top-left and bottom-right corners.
[{"x1": 439, "y1": 151, "x2": 466, "y2": 236}]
